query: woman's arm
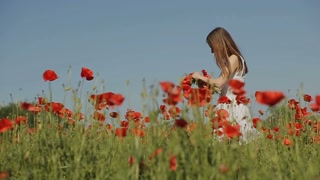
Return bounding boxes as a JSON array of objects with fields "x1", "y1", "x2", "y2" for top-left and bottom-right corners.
[{"x1": 192, "y1": 55, "x2": 240, "y2": 88}]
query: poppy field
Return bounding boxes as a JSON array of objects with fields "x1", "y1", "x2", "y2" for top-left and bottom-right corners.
[{"x1": 0, "y1": 67, "x2": 320, "y2": 179}]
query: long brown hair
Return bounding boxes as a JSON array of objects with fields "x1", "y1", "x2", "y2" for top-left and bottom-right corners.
[{"x1": 206, "y1": 27, "x2": 248, "y2": 78}]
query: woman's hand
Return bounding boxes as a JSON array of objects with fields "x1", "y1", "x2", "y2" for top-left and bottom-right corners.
[
  {"x1": 192, "y1": 72, "x2": 206, "y2": 88},
  {"x1": 191, "y1": 72, "x2": 202, "y2": 80}
]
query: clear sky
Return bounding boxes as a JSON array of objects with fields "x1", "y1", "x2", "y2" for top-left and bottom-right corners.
[{"x1": 1, "y1": 0, "x2": 319, "y2": 116}]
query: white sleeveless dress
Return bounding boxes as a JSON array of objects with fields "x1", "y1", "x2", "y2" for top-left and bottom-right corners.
[{"x1": 215, "y1": 57, "x2": 260, "y2": 143}]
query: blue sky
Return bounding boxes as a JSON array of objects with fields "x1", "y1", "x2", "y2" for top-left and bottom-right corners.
[{"x1": 1, "y1": 0, "x2": 319, "y2": 116}]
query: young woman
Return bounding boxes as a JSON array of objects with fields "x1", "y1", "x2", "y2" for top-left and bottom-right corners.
[{"x1": 192, "y1": 27, "x2": 259, "y2": 143}]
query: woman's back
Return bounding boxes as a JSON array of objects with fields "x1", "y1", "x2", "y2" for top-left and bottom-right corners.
[{"x1": 220, "y1": 56, "x2": 246, "y2": 100}]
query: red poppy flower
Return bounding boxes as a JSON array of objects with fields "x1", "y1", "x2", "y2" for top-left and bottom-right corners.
[
  {"x1": 168, "y1": 106, "x2": 181, "y2": 118},
  {"x1": 73, "y1": 112, "x2": 85, "y2": 121},
  {"x1": 93, "y1": 111, "x2": 106, "y2": 122},
  {"x1": 105, "y1": 123, "x2": 113, "y2": 130},
  {"x1": 159, "y1": 81, "x2": 182, "y2": 106},
  {"x1": 90, "y1": 92, "x2": 125, "y2": 108},
  {"x1": 149, "y1": 148, "x2": 163, "y2": 161},
  {"x1": 159, "y1": 81, "x2": 176, "y2": 93},
  {"x1": 37, "y1": 97, "x2": 47, "y2": 105},
  {"x1": 0, "y1": 118, "x2": 13, "y2": 133},
  {"x1": 181, "y1": 74, "x2": 193, "y2": 98},
  {"x1": 128, "y1": 156, "x2": 135, "y2": 166},
  {"x1": 58, "y1": 108, "x2": 73, "y2": 118},
  {"x1": 303, "y1": 94, "x2": 312, "y2": 102},
  {"x1": 220, "y1": 164, "x2": 228, "y2": 174},
  {"x1": 252, "y1": 117, "x2": 262, "y2": 128},
  {"x1": 217, "y1": 96, "x2": 231, "y2": 104},
  {"x1": 120, "y1": 121, "x2": 129, "y2": 128},
  {"x1": 115, "y1": 127, "x2": 128, "y2": 137},
  {"x1": 287, "y1": 99, "x2": 299, "y2": 109},
  {"x1": 316, "y1": 95, "x2": 320, "y2": 105},
  {"x1": 229, "y1": 79, "x2": 246, "y2": 95},
  {"x1": 211, "y1": 109, "x2": 230, "y2": 129},
  {"x1": 20, "y1": 102, "x2": 32, "y2": 110},
  {"x1": 223, "y1": 124, "x2": 242, "y2": 138},
  {"x1": 81, "y1": 67, "x2": 94, "y2": 81},
  {"x1": 267, "y1": 134, "x2": 273, "y2": 139},
  {"x1": 15, "y1": 116, "x2": 27, "y2": 125},
  {"x1": 143, "y1": 116, "x2": 150, "y2": 123},
  {"x1": 0, "y1": 171, "x2": 9, "y2": 179},
  {"x1": 109, "y1": 112, "x2": 119, "y2": 118},
  {"x1": 311, "y1": 95, "x2": 320, "y2": 111},
  {"x1": 216, "y1": 109, "x2": 229, "y2": 118},
  {"x1": 255, "y1": 91, "x2": 285, "y2": 106},
  {"x1": 235, "y1": 95, "x2": 250, "y2": 105},
  {"x1": 174, "y1": 118, "x2": 188, "y2": 128},
  {"x1": 125, "y1": 109, "x2": 142, "y2": 122},
  {"x1": 211, "y1": 116, "x2": 229, "y2": 129},
  {"x1": 283, "y1": 138, "x2": 292, "y2": 146},
  {"x1": 187, "y1": 87, "x2": 212, "y2": 106},
  {"x1": 44, "y1": 102, "x2": 64, "y2": 114},
  {"x1": 170, "y1": 155, "x2": 177, "y2": 171},
  {"x1": 132, "y1": 128, "x2": 146, "y2": 137},
  {"x1": 258, "y1": 109, "x2": 264, "y2": 116},
  {"x1": 43, "y1": 69, "x2": 58, "y2": 81},
  {"x1": 310, "y1": 103, "x2": 320, "y2": 112},
  {"x1": 20, "y1": 102, "x2": 42, "y2": 114},
  {"x1": 201, "y1": 69, "x2": 211, "y2": 78}
]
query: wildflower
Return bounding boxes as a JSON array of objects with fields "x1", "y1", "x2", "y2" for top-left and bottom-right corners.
[
  {"x1": 220, "y1": 164, "x2": 228, "y2": 173},
  {"x1": 90, "y1": 92, "x2": 125, "y2": 109},
  {"x1": 43, "y1": 69, "x2": 58, "y2": 81},
  {"x1": 223, "y1": 124, "x2": 241, "y2": 139},
  {"x1": 174, "y1": 118, "x2": 188, "y2": 128},
  {"x1": 120, "y1": 121, "x2": 129, "y2": 128},
  {"x1": 115, "y1": 127, "x2": 127, "y2": 137},
  {"x1": 287, "y1": 99, "x2": 299, "y2": 109},
  {"x1": 283, "y1": 138, "x2": 292, "y2": 146},
  {"x1": 159, "y1": 81, "x2": 182, "y2": 106},
  {"x1": 15, "y1": 116, "x2": 27, "y2": 125},
  {"x1": 0, "y1": 171, "x2": 9, "y2": 179},
  {"x1": 303, "y1": 94, "x2": 312, "y2": 102},
  {"x1": 149, "y1": 148, "x2": 163, "y2": 161},
  {"x1": 187, "y1": 87, "x2": 212, "y2": 106},
  {"x1": 144, "y1": 116, "x2": 150, "y2": 123},
  {"x1": 258, "y1": 109, "x2": 264, "y2": 116},
  {"x1": 92, "y1": 111, "x2": 106, "y2": 122},
  {"x1": 44, "y1": 102, "x2": 64, "y2": 114},
  {"x1": 132, "y1": 128, "x2": 146, "y2": 137},
  {"x1": 229, "y1": 79, "x2": 246, "y2": 95},
  {"x1": 252, "y1": 117, "x2": 262, "y2": 128},
  {"x1": 217, "y1": 96, "x2": 231, "y2": 104},
  {"x1": 255, "y1": 91, "x2": 285, "y2": 106},
  {"x1": 310, "y1": 95, "x2": 320, "y2": 112},
  {"x1": 81, "y1": 67, "x2": 94, "y2": 81},
  {"x1": 170, "y1": 155, "x2": 177, "y2": 171},
  {"x1": 168, "y1": 106, "x2": 181, "y2": 118},
  {"x1": 0, "y1": 118, "x2": 13, "y2": 133},
  {"x1": 235, "y1": 94, "x2": 250, "y2": 105},
  {"x1": 109, "y1": 112, "x2": 119, "y2": 118},
  {"x1": 128, "y1": 156, "x2": 135, "y2": 166}
]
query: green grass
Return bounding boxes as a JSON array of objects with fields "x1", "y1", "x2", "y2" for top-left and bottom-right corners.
[
  {"x1": 1, "y1": 100, "x2": 320, "y2": 180},
  {"x1": 0, "y1": 70, "x2": 319, "y2": 180}
]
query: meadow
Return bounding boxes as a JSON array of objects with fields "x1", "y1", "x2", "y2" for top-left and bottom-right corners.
[{"x1": 0, "y1": 67, "x2": 319, "y2": 180}]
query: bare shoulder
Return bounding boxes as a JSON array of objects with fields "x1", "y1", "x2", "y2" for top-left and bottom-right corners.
[
  {"x1": 228, "y1": 54, "x2": 239, "y2": 64},
  {"x1": 228, "y1": 54, "x2": 240, "y2": 70}
]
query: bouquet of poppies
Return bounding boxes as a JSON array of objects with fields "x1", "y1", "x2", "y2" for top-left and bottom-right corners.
[{"x1": 180, "y1": 70, "x2": 220, "y2": 106}]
